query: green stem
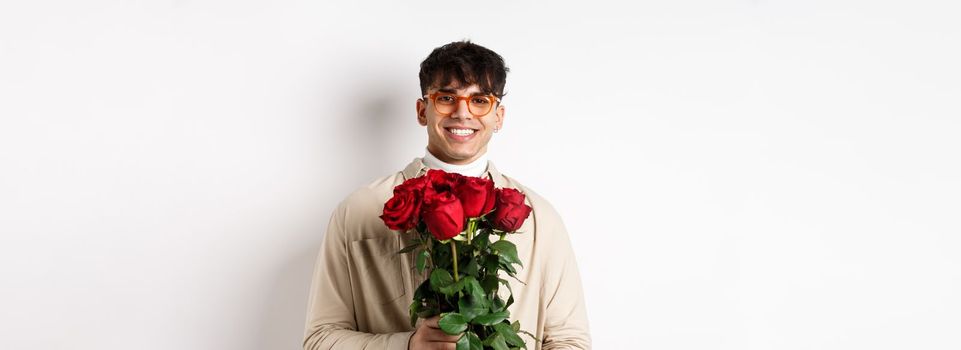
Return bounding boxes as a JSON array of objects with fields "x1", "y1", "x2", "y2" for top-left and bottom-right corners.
[
  {"x1": 425, "y1": 238, "x2": 434, "y2": 269},
  {"x1": 466, "y1": 221, "x2": 471, "y2": 242},
  {"x1": 466, "y1": 218, "x2": 475, "y2": 242},
  {"x1": 450, "y1": 240, "x2": 459, "y2": 282}
]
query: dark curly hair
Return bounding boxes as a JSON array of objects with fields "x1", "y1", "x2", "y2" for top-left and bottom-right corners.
[{"x1": 418, "y1": 40, "x2": 509, "y2": 99}]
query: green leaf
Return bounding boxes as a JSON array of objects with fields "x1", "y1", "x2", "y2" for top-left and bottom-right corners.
[
  {"x1": 417, "y1": 309, "x2": 435, "y2": 319},
  {"x1": 463, "y1": 257, "x2": 479, "y2": 276},
  {"x1": 518, "y1": 329, "x2": 540, "y2": 342},
  {"x1": 484, "y1": 254, "x2": 500, "y2": 272},
  {"x1": 494, "y1": 322, "x2": 526, "y2": 348},
  {"x1": 408, "y1": 301, "x2": 420, "y2": 328},
  {"x1": 492, "y1": 295, "x2": 506, "y2": 312},
  {"x1": 474, "y1": 230, "x2": 491, "y2": 250},
  {"x1": 397, "y1": 241, "x2": 421, "y2": 254},
  {"x1": 463, "y1": 276, "x2": 485, "y2": 296},
  {"x1": 430, "y1": 268, "x2": 454, "y2": 289},
  {"x1": 438, "y1": 312, "x2": 468, "y2": 335},
  {"x1": 499, "y1": 259, "x2": 517, "y2": 274},
  {"x1": 467, "y1": 332, "x2": 483, "y2": 350},
  {"x1": 458, "y1": 297, "x2": 485, "y2": 321},
  {"x1": 498, "y1": 278, "x2": 515, "y2": 295},
  {"x1": 457, "y1": 332, "x2": 484, "y2": 350},
  {"x1": 511, "y1": 320, "x2": 520, "y2": 332},
  {"x1": 481, "y1": 275, "x2": 499, "y2": 294},
  {"x1": 491, "y1": 240, "x2": 522, "y2": 266},
  {"x1": 416, "y1": 250, "x2": 429, "y2": 273},
  {"x1": 434, "y1": 244, "x2": 454, "y2": 270},
  {"x1": 457, "y1": 276, "x2": 489, "y2": 320},
  {"x1": 456, "y1": 333, "x2": 470, "y2": 350},
  {"x1": 438, "y1": 278, "x2": 465, "y2": 296},
  {"x1": 473, "y1": 310, "x2": 509, "y2": 326},
  {"x1": 413, "y1": 279, "x2": 428, "y2": 299},
  {"x1": 489, "y1": 294, "x2": 514, "y2": 312},
  {"x1": 488, "y1": 334, "x2": 509, "y2": 350}
]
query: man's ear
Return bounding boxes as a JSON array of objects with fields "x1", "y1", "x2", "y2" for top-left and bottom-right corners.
[
  {"x1": 495, "y1": 104, "x2": 505, "y2": 130},
  {"x1": 416, "y1": 98, "x2": 428, "y2": 126}
]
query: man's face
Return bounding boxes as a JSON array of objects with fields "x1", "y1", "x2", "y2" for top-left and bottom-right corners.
[{"x1": 416, "y1": 83, "x2": 505, "y2": 165}]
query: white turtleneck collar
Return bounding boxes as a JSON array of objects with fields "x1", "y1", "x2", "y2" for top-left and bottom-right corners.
[{"x1": 422, "y1": 148, "x2": 489, "y2": 177}]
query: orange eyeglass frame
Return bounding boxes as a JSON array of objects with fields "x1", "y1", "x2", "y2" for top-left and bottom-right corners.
[{"x1": 423, "y1": 92, "x2": 501, "y2": 117}]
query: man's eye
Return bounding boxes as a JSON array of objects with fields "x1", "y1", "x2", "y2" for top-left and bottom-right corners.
[
  {"x1": 471, "y1": 98, "x2": 490, "y2": 105},
  {"x1": 437, "y1": 95, "x2": 455, "y2": 103}
]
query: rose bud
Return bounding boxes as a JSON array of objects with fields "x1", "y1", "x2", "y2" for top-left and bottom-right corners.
[
  {"x1": 491, "y1": 188, "x2": 533, "y2": 232},
  {"x1": 454, "y1": 176, "x2": 495, "y2": 218},
  {"x1": 421, "y1": 191, "x2": 466, "y2": 240}
]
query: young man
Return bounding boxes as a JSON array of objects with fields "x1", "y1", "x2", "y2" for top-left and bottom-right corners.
[{"x1": 303, "y1": 41, "x2": 591, "y2": 350}]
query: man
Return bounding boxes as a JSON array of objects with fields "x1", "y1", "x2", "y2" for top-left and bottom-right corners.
[{"x1": 303, "y1": 40, "x2": 591, "y2": 350}]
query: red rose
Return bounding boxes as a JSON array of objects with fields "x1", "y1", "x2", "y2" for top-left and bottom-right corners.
[
  {"x1": 454, "y1": 176, "x2": 495, "y2": 218},
  {"x1": 379, "y1": 176, "x2": 427, "y2": 231},
  {"x1": 495, "y1": 187, "x2": 526, "y2": 206},
  {"x1": 421, "y1": 191, "x2": 466, "y2": 240},
  {"x1": 425, "y1": 169, "x2": 463, "y2": 195},
  {"x1": 490, "y1": 188, "x2": 532, "y2": 232}
]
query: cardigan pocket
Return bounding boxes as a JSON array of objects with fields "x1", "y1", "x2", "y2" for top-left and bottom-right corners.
[{"x1": 348, "y1": 236, "x2": 406, "y2": 305}]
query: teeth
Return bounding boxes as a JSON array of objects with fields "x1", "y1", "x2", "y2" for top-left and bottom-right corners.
[{"x1": 448, "y1": 128, "x2": 475, "y2": 136}]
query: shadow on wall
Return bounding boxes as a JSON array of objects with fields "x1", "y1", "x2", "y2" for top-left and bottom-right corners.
[
  {"x1": 255, "y1": 56, "x2": 414, "y2": 350},
  {"x1": 327, "y1": 55, "x2": 416, "y2": 188}
]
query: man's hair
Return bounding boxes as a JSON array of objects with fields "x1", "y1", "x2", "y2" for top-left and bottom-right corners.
[{"x1": 419, "y1": 40, "x2": 509, "y2": 99}]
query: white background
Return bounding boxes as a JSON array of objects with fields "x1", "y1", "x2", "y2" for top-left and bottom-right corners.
[{"x1": 2, "y1": 1, "x2": 959, "y2": 349}]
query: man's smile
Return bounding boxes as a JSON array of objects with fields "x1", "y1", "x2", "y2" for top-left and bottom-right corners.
[{"x1": 444, "y1": 127, "x2": 478, "y2": 141}]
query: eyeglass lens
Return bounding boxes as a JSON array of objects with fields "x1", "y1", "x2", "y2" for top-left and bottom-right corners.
[{"x1": 433, "y1": 94, "x2": 494, "y2": 116}]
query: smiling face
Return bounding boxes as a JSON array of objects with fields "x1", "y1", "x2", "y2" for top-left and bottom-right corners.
[{"x1": 416, "y1": 83, "x2": 505, "y2": 165}]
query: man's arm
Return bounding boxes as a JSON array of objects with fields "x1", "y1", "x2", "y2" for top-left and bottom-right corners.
[
  {"x1": 303, "y1": 202, "x2": 414, "y2": 350},
  {"x1": 539, "y1": 203, "x2": 592, "y2": 350}
]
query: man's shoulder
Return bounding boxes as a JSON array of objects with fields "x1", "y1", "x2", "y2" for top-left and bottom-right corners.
[
  {"x1": 500, "y1": 175, "x2": 563, "y2": 222},
  {"x1": 499, "y1": 175, "x2": 572, "y2": 261},
  {"x1": 322, "y1": 170, "x2": 409, "y2": 242},
  {"x1": 334, "y1": 171, "x2": 402, "y2": 213}
]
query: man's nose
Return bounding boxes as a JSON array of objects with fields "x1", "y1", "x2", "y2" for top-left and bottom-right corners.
[{"x1": 451, "y1": 99, "x2": 472, "y2": 119}]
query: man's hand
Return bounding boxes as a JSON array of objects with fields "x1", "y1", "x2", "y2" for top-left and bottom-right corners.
[{"x1": 408, "y1": 315, "x2": 461, "y2": 350}]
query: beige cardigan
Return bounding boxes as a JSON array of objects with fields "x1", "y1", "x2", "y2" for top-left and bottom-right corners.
[{"x1": 303, "y1": 158, "x2": 591, "y2": 349}]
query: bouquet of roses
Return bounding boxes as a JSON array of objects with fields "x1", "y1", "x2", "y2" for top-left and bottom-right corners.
[{"x1": 380, "y1": 169, "x2": 536, "y2": 350}]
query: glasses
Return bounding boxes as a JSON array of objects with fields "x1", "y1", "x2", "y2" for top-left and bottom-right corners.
[{"x1": 423, "y1": 92, "x2": 500, "y2": 117}]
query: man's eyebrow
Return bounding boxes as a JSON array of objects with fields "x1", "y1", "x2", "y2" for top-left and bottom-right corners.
[{"x1": 436, "y1": 88, "x2": 491, "y2": 96}]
